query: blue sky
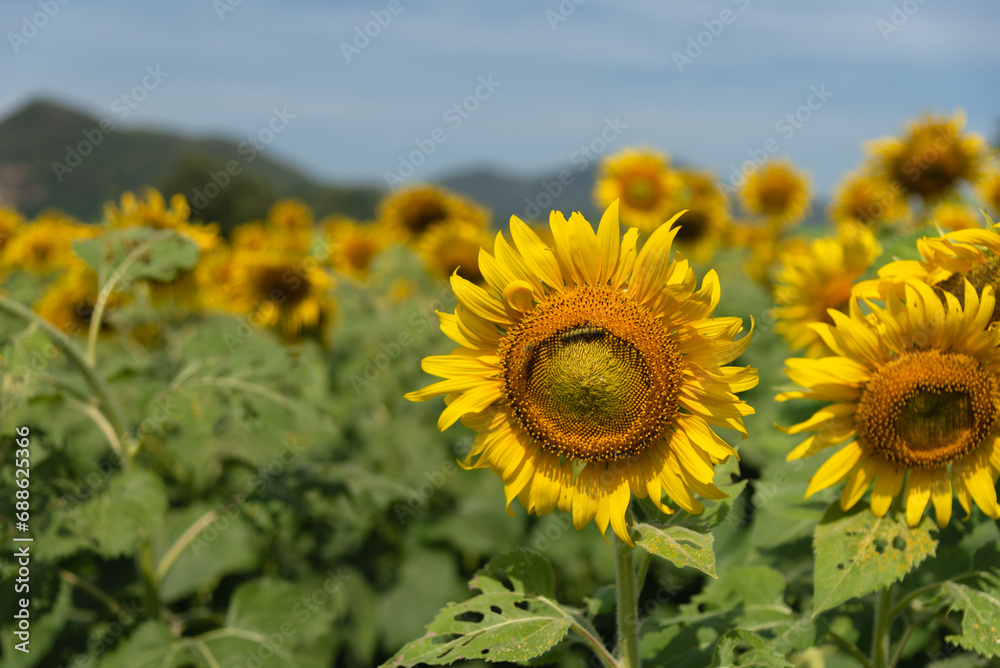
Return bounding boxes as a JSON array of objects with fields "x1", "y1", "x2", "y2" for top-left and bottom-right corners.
[{"x1": 2, "y1": 0, "x2": 998, "y2": 197}]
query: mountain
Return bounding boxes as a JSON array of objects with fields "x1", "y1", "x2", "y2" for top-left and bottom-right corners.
[
  {"x1": 0, "y1": 99, "x2": 828, "y2": 233},
  {"x1": 438, "y1": 164, "x2": 601, "y2": 224},
  {"x1": 0, "y1": 100, "x2": 381, "y2": 231}
]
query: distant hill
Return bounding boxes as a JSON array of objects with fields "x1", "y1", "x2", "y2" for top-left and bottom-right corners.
[
  {"x1": 0, "y1": 99, "x2": 828, "y2": 233},
  {"x1": 438, "y1": 164, "x2": 601, "y2": 224},
  {"x1": 0, "y1": 100, "x2": 382, "y2": 231}
]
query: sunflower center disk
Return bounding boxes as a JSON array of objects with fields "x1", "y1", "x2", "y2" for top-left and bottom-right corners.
[
  {"x1": 856, "y1": 351, "x2": 999, "y2": 469},
  {"x1": 500, "y1": 284, "x2": 683, "y2": 463},
  {"x1": 623, "y1": 176, "x2": 659, "y2": 210}
]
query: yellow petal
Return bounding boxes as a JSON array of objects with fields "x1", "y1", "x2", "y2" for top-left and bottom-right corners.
[
  {"x1": 904, "y1": 469, "x2": 935, "y2": 527},
  {"x1": 451, "y1": 273, "x2": 513, "y2": 326},
  {"x1": 596, "y1": 200, "x2": 621, "y2": 285},
  {"x1": 437, "y1": 383, "x2": 503, "y2": 430},
  {"x1": 930, "y1": 470, "x2": 953, "y2": 527},
  {"x1": 840, "y1": 459, "x2": 875, "y2": 511},
  {"x1": 805, "y1": 440, "x2": 865, "y2": 498},
  {"x1": 509, "y1": 216, "x2": 563, "y2": 289},
  {"x1": 629, "y1": 212, "x2": 683, "y2": 306},
  {"x1": 870, "y1": 462, "x2": 905, "y2": 517}
]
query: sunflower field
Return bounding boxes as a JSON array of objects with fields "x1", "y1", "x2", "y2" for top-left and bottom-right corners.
[{"x1": 1, "y1": 110, "x2": 1000, "y2": 668}]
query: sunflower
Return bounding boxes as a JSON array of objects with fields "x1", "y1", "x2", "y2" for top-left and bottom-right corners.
[
  {"x1": 854, "y1": 219, "x2": 1000, "y2": 323},
  {"x1": 0, "y1": 207, "x2": 22, "y2": 253},
  {"x1": 265, "y1": 199, "x2": 315, "y2": 255},
  {"x1": 104, "y1": 189, "x2": 220, "y2": 310},
  {"x1": 378, "y1": 185, "x2": 489, "y2": 244},
  {"x1": 321, "y1": 216, "x2": 387, "y2": 282},
  {"x1": 778, "y1": 280, "x2": 1000, "y2": 526},
  {"x1": 1, "y1": 211, "x2": 95, "y2": 275},
  {"x1": 864, "y1": 111, "x2": 989, "y2": 204},
  {"x1": 406, "y1": 202, "x2": 757, "y2": 544},
  {"x1": 977, "y1": 169, "x2": 1000, "y2": 218},
  {"x1": 34, "y1": 262, "x2": 126, "y2": 336},
  {"x1": 773, "y1": 226, "x2": 881, "y2": 357},
  {"x1": 415, "y1": 218, "x2": 494, "y2": 284},
  {"x1": 931, "y1": 202, "x2": 983, "y2": 232},
  {"x1": 670, "y1": 169, "x2": 729, "y2": 262},
  {"x1": 231, "y1": 222, "x2": 270, "y2": 252},
  {"x1": 194, "y1": 244, "x2": 236, "y2": 313},
  {"x1": 738, "y1": 159, "x2": 811, "y2": 226},
  {"x1": 227, "y1": 248, "x2": 334, "y2": 341},
  {"x1": 829, "y1": 171, "x2": 908, "y2": 231},
  {"x1": 594, "y1": 147, "x2": 684, "y2": 233}
]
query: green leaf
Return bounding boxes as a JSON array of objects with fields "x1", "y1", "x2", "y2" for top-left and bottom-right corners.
[
  {"x1": 378, "y1": 549, "x2": 466, "y2": 651},
  {"x1": 225, "y1": 578, "x2": 334, "y2": 639},
  {"x1": 944, "y1": 581, "x2": 1000, "y2": 658},
  {"x1": 98, "y1": 621, "x2": 184, "y2": 668},
  {"x1": 474, "y1": 548, "x2": 557, "y2": 597},
  {"x1": 73, "y1": 227, "x2": 199, "y2": 284},
  {"x1": 642, "y1": 624, "x2": 719, "y2": 668},
  {"x1": 634, "y1": 522, "x2": 717, "y2": 577},
  {"x1": 0, "y1": 326, "x2": 48, "y2": 436},
  {"x1": 812, "y1": 504, "x2": 937, "y2": 613},
  {"x1": 76, "y1": 469, "x2": 169, "y2": 558},
  {"x1": 711, "y1": 629, "x2": 793, "y2": 667},
  {"x1": 154, "y1": 504, "x2": 260, "y2": 603},
  {"x1": 383, "y1": 550, "x2": 574, "y2": 667},
  {"x1": 192, "y1": 578, "x2": 338, "y2": 668}
]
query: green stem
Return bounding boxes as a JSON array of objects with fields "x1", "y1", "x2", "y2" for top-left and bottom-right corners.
[
  {"x1": 614, "y1": 537, "x2": 641, "y2": 668},
  {"x1": 138, "y1": 541, "x2": 161, "y2": 619},
  {"x1": 871, "y1": 587, "x2": 893, "y2": 668},
  {"x1": 155, "y1": 508, "x2": 221, "y2": 582},
  {"x1": 888, "y1": 607, "x2": 941, "y2": 668},
  {"x1": 0, "y1": 296, "x2": 133, "y2": 467},
  {"x1": 569, "y1": 618, "x2": 620, "y2": 668},
  {"x1": 827, "y1": 629, "x2": 872, "y2": 668},
  {"x1": 888, "y1": 571, "x2": 980, "y2": 618},
  {"x1": 59, "y1": 569, "x2": 123, "y2": 616},
  {"x1": 86, "y1": 230, "x2": 172, "y2": 366}
]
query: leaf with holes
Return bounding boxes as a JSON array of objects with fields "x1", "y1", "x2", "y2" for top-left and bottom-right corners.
[
  {"x1": 812, "y1": 504, "x2": 937, "y2": 613},
  {"x1": 634, "y1": 522, "x2": 716, "y2": 577},
  {"x1": 711, "y1": 629, "x2": 793, "y2": 667},
  {"x1": 383, "y1": 550, "x2": 575, "y2": 666},
  {"x1": 73, "y1": 227, "x2": 200, "y2": 285},
  {"x1": 944, "y1": 580, "x2": 1000, "y2": 658}
]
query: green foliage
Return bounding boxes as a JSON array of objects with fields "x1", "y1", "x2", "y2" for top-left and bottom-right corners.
[
  {"x1": 634, "y1": 522, "x2": 717, "y2": 577},
  {"x1": 384, "y1": 550, "x2": 575, "y2": 667},
  {"x1": 944, "y1": 578, "x2": 1000, "y2": 658},
  {"x1": 73, "y1": 227, "x2": 200, "y2": 284},
  {"x1": 74, "y1": 469, "x2": 169, "y2": 558},
  {"x1": 813, "y1": 504, "x2": 938, "y2": 613},
  {"x1": 2, "y1": 215, "x2": 998, "y2": 668}
]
